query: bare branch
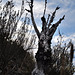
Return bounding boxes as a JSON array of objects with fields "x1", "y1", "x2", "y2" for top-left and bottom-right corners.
[
  {"x1": 69, "y1": 41, "x2": 74, "y2": 63},
  {"x1": 31, "y1": 11, "x2": 40, "y2": 38},
  {"x1": 49, "y1": 15, "x2": 65, "y2": 37},
  {"x1": 47, "y1": 14, "x2": 50, "y2": 25},
  {"x1": 43, "y1": 0, "x2": 47, "y2": 16},
  {"x1": 31, "y1": 0, "x2": 33, "y2": 4},
  {"x1": 48, "y1": 6, "x2": 60, "y2": 28},
  {"x1": 25, "y1": 9, "x2": 31, "y2": 12},
  {"x1": 26, "y1": 0, "x2": 40, "y2": 38},
  {"x1": 41, "y1": 16, "x2": 47, "y2": 32}
]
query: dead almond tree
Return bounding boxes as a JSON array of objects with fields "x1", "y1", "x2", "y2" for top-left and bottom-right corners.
[{"x1": 26, "y1": 0, "x2": 65, "y2": 75}]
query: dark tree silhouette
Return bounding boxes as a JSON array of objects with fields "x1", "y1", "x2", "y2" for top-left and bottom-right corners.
[
  {"x1": 26, "y1": 0, "x2": 74, "y2": 75},
  {"x1": 0, "y1": 0, "x2": 74, "y2": 75},
  {"x1": 51, "y1": 32, "x2": 74, "y2": 75},
  {"x1": 0, "y1": 0, "x2": 35, "y2": 75}
]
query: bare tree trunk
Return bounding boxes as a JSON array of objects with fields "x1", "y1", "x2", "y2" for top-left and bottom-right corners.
[
  {"x1": 26, "y1": 0, "x2": 65, "y2": 75},
  {"x1": 60, "y1": 53, "x2": 66, "y2": 75}
]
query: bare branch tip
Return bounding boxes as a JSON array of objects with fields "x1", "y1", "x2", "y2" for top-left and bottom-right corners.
[
  {"x1": 62, "y1": 15, "x2": 65, "y2": 19},
  {"x1": 56, "y1": 6, "x2": 60, "y2": 10},
  {"x1": 25, "y1": 9, "x2": 31, "y2": 13}
]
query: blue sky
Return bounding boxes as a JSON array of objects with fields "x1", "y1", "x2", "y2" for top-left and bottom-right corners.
[
  {"x1": 1, "y1": 0, "x2": 75, "y2": 36},
  {"x1": 33, "y1": 0, "x2": 75, "y2": 35},
  {"x1": 1, "y1": 0, "x2": 75, "y2": 74}
]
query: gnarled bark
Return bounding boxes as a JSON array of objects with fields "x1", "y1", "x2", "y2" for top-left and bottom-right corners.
[{"x1": 26, "y1": 0, "x2": 65, "y2": 75}]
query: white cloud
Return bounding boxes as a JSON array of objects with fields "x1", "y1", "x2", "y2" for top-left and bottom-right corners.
[
  {"x1": 52, "y1": 33, "x2": 75, "y2": 48},
  {"x1": 32, "y1": 1, "x2": 45, "y2": 18}
]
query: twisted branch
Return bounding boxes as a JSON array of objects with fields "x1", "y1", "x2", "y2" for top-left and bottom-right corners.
[
  {"x1": 48, "y1": 7, "x2": 60, "y2": 28},
  {"x1": 49, "y1": 15, "x2": 65, "y2": 37},
  {"x1": 25, "y1": 0, "x2": 40, "y2": 39}
]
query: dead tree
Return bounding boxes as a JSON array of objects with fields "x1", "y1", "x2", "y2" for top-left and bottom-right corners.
[{"x1": 26, "y1": 0, "x2": 65, "y2": 75}]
